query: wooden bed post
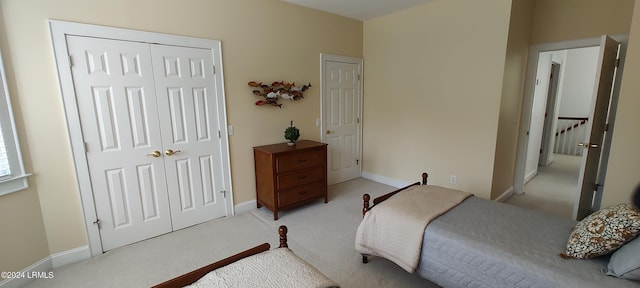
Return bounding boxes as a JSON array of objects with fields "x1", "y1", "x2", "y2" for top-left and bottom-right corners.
[
  {"x1": 362, "y1": 194, "x2": 370, "y2": 216},
  {"x1": 278, "y1": 225, "x2": 288, "y2": 248},
  {"x1": 362, "y1": 194, "x2": 371, "y2": 263},
  {"x1": 422, "y1": 172, "x2": 428, "y2": 185}
]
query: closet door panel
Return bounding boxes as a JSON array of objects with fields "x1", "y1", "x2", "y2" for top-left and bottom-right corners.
[
  {"x1": 67, "y1": 35, "x2": 171, "y2": 251},
  {"x1": 151, "y1": 44, "x2": 227, "y2": 230}
]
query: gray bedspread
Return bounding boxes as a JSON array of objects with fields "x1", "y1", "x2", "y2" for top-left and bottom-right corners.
[{"x1": 417, "y1": 197, "x2": 640, "y2": 288}]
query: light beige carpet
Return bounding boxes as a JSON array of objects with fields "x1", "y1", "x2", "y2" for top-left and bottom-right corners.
[
  {"x1": 21, "y1": 178, "x2": 439, "y2": 288},
  {"x1": 506, "y1": 154, "x2": 582, "y2": 219},
  {"x1": 21, "y1": 167, "x2": 578, "y2": 288},
  {"x1": 250, "y1": 178, "x2": 438, "y2": 287}
]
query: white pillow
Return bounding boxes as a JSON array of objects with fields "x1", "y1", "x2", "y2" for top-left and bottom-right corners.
[{"x1": 607, "y1": 236, "x2": 640, "y2": 280}]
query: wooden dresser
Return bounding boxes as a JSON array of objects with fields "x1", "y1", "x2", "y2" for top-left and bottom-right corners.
[{"x1": 253, "y1": 140, "x2": 328, "y2": 220}]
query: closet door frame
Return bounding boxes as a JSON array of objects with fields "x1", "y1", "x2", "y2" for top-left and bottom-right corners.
[{"x1": 49, "y1": 20, "x2": 234, "y2": 256}]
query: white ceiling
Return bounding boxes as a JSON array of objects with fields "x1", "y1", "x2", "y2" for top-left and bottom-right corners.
[{"x1": 282, "y1": 0, "x2": 435, "y2": 21}]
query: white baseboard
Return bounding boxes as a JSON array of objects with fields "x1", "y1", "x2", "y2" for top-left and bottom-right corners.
[
  {"x1": 495, "y1": 186, "x2": 514, "y2": 203},
  {"x1": 0, "y1": 245, "x2": 90, "y2": 288},
  {"x1": 234, "y1": 200, "x2": 257, "y2": 215},
  {"x1": 0, "y1": 256, "x2": 52, "y2": 288},
  {"x1": 234, "y1": 173, "x2": 409, "y2": 213},
  {"x1": 235, "y1": 173, "x2": 411, "y2": 213},
  {"x1": 364, "y1": 172, "x2": 515, "y2": 203},
  {"x1": 524, "y1": 170, "x2": 537, "y2": 184},
  {"x1": 361, "y1": 171, "x2": 412, "y2": 188},
  {"x1": 236, "y1": 173, "x2": 410, "y2": 212},
  {"x1": 51, "y1": 245, "x2": 90, "y2": 268}
]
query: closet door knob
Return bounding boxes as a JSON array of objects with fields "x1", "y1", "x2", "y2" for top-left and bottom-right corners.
[
  {"x1": 146, "y1": 151, "x2": 161, "y2": 157},
  {"x1": 165, "y1": 149, "x2": 181, "y2": 156}
]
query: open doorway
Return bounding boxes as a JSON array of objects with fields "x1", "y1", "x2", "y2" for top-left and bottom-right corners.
[
  {"x1": 513, "y1": 36, "x2": 628, "y2": 220},
  {"x1": 515, "y1": 47, "x2": 600, "y2": 219}
]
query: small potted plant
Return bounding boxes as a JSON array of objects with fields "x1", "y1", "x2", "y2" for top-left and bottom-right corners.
[{"x1": 284, "y1": 120, "x2": 300, "y2": 146}]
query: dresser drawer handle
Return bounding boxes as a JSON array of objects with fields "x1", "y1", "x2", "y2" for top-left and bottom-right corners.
[
  {"x1": 297, "y1": 159, "x2": 307, "y2": 163},
  {"x1": 299, "y1": 190, "x2": 308, "y2": 195},
  {"x1": 297, "y1": 175, "x2": 307, "y2": 179}
]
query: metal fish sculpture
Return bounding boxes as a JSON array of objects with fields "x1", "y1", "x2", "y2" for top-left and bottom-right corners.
[{"x1": 249, "y1": 81, "x2": 311, "y2": 108}]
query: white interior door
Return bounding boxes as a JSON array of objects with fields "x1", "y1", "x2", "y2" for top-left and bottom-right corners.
[
  {"x1": 539, "y1": 63, "x2": 561, "y2": 166},
  {"x1": 151, "y1": 45, "x2": 227, "y2": 230},
  {"x1": 574, "y1": 35, "x2": 619, "y2": 220},
  {"x1": 525, "y1": 53, "x2": 553, "y2": 182},
  {"x1": 67, "y1": 35, "x2": 229, "y2": 251},
  {"x1": 321, "y1": 55, "x2": 362, "y2": 185},
  {"x1": 68, "y1": 36, "x2": 172, "y2": 251}
]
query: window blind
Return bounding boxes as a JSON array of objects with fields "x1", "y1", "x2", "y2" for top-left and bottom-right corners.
[{"x1": 0, "y1": 125, "x2": 9, "y2": 177}]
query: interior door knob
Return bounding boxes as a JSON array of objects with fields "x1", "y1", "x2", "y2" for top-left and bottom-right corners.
[
  {"x1": 578, "y1": 143, "x2": 599, "y2": 149},
  {"x1": 146, "y1": 151, "x2": 161, "y2": 157},
  {"x1": 326, "y1": 130, "x2": 335, "y2": 134},
  {"x1": 165, "y1": 149, "x2": 181, "y2": 156}
]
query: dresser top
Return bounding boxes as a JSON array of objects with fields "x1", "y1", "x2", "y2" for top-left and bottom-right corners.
[{"x1": 253, "y1": 140, "x2": 327, "y2": 154}]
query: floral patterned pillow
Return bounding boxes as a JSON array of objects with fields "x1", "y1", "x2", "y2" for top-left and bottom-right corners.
[{"x1": 561, "y1": 203, "x2": 640, "y2": 259}]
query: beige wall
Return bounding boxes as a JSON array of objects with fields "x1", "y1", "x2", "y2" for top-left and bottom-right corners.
[
  {"x1": 603, "y1": 1, "x2": 640, "y2": 207},
  {"x1": 491, "y1": 0, "x2": 536, "y2": 199},
  {"x1": 0, "y1": 0, "x2": 362, "y2": 273},
  {"x1": 361, "y1": 0, "x2": 637, "y2": 202},
  {"x1": 0, "y1": 190, "x2": 50, "y2": 276},
  {"x1": 0, "y1": 9, "x2": 51, "y2": 275},
  {"x1": 531, "y1": 0, "x2": 635, "y2": 44},
  {"x1": 363, "y1": 0, "x2": 512, "y2": 199}
]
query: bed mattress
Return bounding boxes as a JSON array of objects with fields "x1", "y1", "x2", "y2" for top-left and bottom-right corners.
[{"x1": 417, "y1": 197, "x2": 639, "y2": 288}]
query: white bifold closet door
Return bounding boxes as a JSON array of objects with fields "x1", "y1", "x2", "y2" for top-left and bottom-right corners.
[{"x1": 67, "y1": 35, "x2": 227, "y2": 251}]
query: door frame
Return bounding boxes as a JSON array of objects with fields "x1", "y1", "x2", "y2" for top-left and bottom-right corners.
[
  {"x1": 319, "y1": 54, "x2": 363, "y2": 184},
  {"x1": 49, "y1": 20, "x2": 234, "y2": 255},
  {"x1": 514, "y1": 35, "x2": 628, "y2": 210}
]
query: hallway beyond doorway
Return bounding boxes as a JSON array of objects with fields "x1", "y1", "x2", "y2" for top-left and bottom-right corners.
[{"x1": 506, "y1": 154, "x2": 581, "y2": 219}]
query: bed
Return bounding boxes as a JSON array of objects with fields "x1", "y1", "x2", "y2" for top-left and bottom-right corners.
[
  {"x1": 153, "y1": 225, "x2": 338, "y2": 288},
  {"x1": 355, "y1": 173, "x2": 640, "y2": 288}
]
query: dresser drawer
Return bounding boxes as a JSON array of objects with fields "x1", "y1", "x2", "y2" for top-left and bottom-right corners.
[
  {"x1": 277, "y1": 166, "x2": 324, "y2": 190},
  {"x1": 276, "y1": 149, "x2": 325, "y2": 173},
  {"x1": 278, "y1": 182, "x2": 325, "y2": 207}
]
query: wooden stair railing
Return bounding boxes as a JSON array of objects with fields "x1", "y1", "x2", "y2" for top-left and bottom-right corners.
[{"x1": 556, "y1": 117, "x2": 588, "y2": 137}]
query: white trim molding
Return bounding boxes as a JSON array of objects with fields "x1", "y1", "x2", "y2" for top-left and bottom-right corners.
[
  {"x1": 50, "y1": 245, "x2": 91, "y2": 268},
  {"x1": 0, "y1": 246, "x2": 89, "y2": 288},
  {"x1": 0, "y1": 258, "x2": 51, "y2": 288},
  {"x1": 495, "y1": 186, "x2": 514, "y2": 203},
  {"x1": 234, "y1": 200, "x2": 257, "y2": 215},
  {"x1": 361, "y1": 171, "x2": 412, "y2": 188},
  {"x1": 0, "y1": 49, "x2": 31, "y2": 196}
]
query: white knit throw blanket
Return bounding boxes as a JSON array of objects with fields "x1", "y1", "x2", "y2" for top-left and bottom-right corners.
[{"x1": 186, "y1": 248, "x2": 339, "y2": 288}]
